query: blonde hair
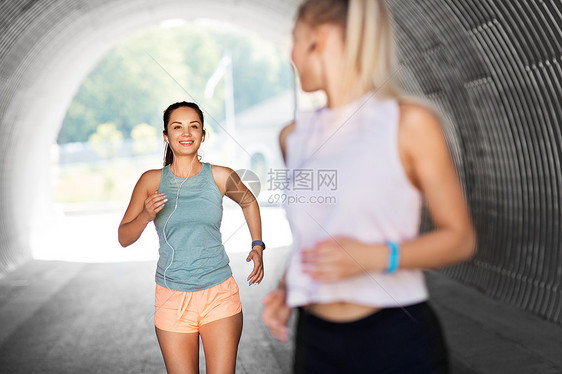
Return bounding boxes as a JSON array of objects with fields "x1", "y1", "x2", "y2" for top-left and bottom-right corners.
[
  {"x1": 296, "y1": 0, "x2": 449, "y2": 155},
  {"x1": 297, "y1": 0, "x2": 403, "y2": 100}
]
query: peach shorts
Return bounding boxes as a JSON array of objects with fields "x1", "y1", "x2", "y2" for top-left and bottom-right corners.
[{"x1": 154, "y1": 276, "x2": 242, "y2": 333}]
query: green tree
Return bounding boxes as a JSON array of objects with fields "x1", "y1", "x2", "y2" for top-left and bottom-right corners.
[
  {"x1": 131, "y1": 123, "x2": 158, "y2": 155},
  {"x1": 88, "y1": 123, "x2": 123, "y2": 158}
]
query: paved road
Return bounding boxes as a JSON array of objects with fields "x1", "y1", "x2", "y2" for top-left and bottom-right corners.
[{"x1": 0, "y1": 246, "x2": 561, "y2": 373}]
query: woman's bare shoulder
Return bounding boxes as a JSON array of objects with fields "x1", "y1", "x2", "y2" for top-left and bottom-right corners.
[
  {"x1": 279, "y1": 121, "x2": 296, "y2": 143},
  {"x1": 397, "y1": 100, "x2": 445, "y2": 147},
  {"x1": 279, "y1": 121, "x2": 295, "y2": 163},
  {"x1": 209, "y1": 164, "x2": 235, "y2": 196},
  {"x1": 210, "y1": 164, "x2": 234, "y2": 176},
  {"x1": 398, "y1": 100, "x2": 441, "y2": 128},
  {"x1": 140, "y1": 168, "x2": 163, "y2": 180},
  {"x1": 210, "y1": 164, "x2": 236, "y2": 184},
  {"x1": 137, "y1": 168, "x2": 163, "y2": 191}
]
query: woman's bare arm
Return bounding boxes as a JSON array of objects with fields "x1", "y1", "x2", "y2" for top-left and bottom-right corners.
[
  {"x1": 395, "y1": 102, "x2": 475, "y2": 268},
  {"x1": 212, "y1": 165, "x2": 265, "y2": 284},
  {"x1": 118, "y1": 170, "x2": 164, "y2": 247}
]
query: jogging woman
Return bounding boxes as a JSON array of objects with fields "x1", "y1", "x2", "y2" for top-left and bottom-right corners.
[{"x1": 119, "y1": 101, "x2": 265, "y2": 373}]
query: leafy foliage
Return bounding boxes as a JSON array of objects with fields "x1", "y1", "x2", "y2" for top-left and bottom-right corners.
[
  {"x1": 131, "y1": 123, "x2": 158, "y2": 155},
  {"x1": 88, "y1": 123, "x2": 123, "y2": 158},
  {"x1": 57, "y1": 20, "x2": 293, "y2": 144}
]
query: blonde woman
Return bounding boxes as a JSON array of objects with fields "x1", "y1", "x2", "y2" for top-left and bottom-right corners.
[{"x1": 262, "y1": 0, "x2": 475, "y2": 372}]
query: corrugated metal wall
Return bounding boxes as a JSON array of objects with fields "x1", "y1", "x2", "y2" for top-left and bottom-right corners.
[{"x1": 393, "y1": 0, "x2": 562, "y2": 323}]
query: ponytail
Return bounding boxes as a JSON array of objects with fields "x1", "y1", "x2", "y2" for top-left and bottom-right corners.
[
  {"x1": 297, "y1": 0, "x2": 403, "y2": 100},
  {"x1": 164, "y1": 143, "x2": 174, "y2": 167},
  {"x1": 344, "y1": 0, "x2": 402, "y2": 98}
]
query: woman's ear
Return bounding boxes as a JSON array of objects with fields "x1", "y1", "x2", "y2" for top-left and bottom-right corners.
[
  {"x1": 315, "y1": 24, "x2": 341, "y2": 55},
  {"x1": 202, "y1": 130, "x2": 206, "y2": 142},
  {"x1": 314, "y1": 25, "x2": 329, "y2": 54}
]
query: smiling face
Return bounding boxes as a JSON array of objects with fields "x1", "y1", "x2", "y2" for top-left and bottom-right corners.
[{"x1": 164, "y1": 106, "x2": 205, "y2": 157}]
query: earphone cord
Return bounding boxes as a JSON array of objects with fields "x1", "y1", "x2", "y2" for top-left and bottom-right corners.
[{"x1": 161, "y1": 154, "x2": 197, "y2": 289}]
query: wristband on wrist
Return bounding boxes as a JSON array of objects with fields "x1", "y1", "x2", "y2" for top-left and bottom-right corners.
[
  {"x1": 252, "y1": 240, "x2": 266, "y2": 251},
  {"x1": 385, "y1": 241, "x2": 400, "y2": 273}
]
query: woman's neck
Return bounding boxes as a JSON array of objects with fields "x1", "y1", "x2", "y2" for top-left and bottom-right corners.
[
  {"x1": 320, "y1": 30, "x2": 369, "y2": 109},
  {"x1": 171, "y1": 155, "x2": 201, "y2": 178},
  {"x1": 324, "y1": 67, "x2": 369, "y2": 109},
  {"x1": 325, "y1": 86, "x2": 369, "y2": 109}
]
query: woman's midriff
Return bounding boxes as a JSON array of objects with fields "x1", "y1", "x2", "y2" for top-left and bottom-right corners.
[{"x1": 304, "y1": 302, "x2": 381, "y2": 322}]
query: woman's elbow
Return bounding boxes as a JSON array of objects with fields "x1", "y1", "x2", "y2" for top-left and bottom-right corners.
[
  {"x1": 118, "y1": 237, "x2": 128, "y2": 248},
  {"x1": 118, "y1": 229, "x2": 131, "y2": 248},
  {"x1": 241, "y1": 197, "x2": 259, "y2": 211},
  {"x1": 459, "y1": 226, "x2": 476, "y2": 261}
]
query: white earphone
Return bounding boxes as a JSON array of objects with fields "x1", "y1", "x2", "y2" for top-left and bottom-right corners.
[{"x1": 161, "y1": 146, "x2": 196, "y2": 289}]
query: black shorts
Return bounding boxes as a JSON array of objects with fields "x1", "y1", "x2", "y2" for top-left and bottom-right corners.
[{"x1": 293, "y1": 302, "x2": 449, "y2": 374}]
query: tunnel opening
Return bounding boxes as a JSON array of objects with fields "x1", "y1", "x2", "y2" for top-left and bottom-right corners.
[{"x1": 0, "y1": 2, "x2": 298, "y2": 267}]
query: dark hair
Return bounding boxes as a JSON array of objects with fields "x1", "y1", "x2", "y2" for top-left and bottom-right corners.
[{"x1": 162, "y1": 101, "x2": 205, "y2": 166}]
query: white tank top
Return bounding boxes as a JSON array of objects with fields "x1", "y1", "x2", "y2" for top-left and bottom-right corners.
[{"x1": 284, "y1": 93, "x2": 429, "y2": 308}]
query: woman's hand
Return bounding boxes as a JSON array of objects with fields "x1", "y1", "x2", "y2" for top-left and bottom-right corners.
[
  {"x1": 262, "y1": 287, "x2": 291, "y2": 343},
  {"x1": 141, "y1": 192, "x2": 167, "y2": 222},
  {"x1": 301, "y1": 237, "x2": 382, "y2": 282},
  {"x1": 246, "y1": 247, "x2": 264, "y2": 285},
  {"x1": 119, "y1": 170, "x2": 162, "y2": 247}
]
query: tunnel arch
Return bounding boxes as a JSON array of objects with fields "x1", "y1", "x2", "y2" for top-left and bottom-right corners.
[
  {"x1": 0, "y1": 0, "x2": 299, "y2": 274},
  {"x1": 1, "y1": 0, "x2": 562, "y2": 325}
]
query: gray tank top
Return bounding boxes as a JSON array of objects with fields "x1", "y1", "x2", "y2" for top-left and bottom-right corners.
[{"x1": 154, "y1": 162, "x2": 231, "y2": 291}]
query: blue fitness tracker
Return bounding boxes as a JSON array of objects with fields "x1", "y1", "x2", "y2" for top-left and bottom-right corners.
[
  {"x1": 385, "y1": 241, "x2": 399, "y2": 273},
  {"x1": 252, "y1": 240, "x2": 266, "y2": 251}
]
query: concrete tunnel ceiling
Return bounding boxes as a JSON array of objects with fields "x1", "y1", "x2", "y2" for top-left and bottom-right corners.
[{"x1": 1, "y1": 1, "x2": 561, "y2": 323}]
